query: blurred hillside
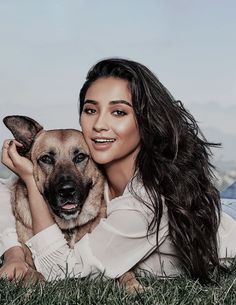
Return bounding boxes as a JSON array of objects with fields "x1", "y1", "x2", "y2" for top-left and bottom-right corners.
[
  {"x1": 0, "y1": 162, "x2": 11, "y2": 179},
  {"x1": 214, "y1": 160, "x2": 236, "y2": 191}
]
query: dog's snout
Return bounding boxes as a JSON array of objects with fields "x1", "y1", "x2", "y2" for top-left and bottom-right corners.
[
  {"x1": 57, "y1": 182, "x2": 76, "y2": 198},
  {"x1": 46, "y1": 172, "x2": 92, "y2": 219}
]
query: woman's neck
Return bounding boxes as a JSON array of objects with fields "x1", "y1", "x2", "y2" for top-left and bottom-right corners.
[{"x1": 104, "y1": 157, "x2": 136, "y2": 200}]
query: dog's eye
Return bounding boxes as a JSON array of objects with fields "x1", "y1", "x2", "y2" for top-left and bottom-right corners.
[
  {"x1": 39, "y1": 155, "x2": 55, "y2": 165},
  {"x1": 73, "y1": 153, "x2": 88, "y2": 164}
]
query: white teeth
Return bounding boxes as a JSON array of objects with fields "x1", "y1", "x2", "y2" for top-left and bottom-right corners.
[{"x1": 94, "y1": 139, "x2": 115, "y2": 143}]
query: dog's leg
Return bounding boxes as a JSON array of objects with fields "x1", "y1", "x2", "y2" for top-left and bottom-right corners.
[{"x1": 119, "y1": 270, "x2": 144, "y2": 294}]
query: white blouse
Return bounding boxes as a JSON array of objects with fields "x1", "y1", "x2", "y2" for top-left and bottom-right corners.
[{"x1": 0, "y1": 177, "x2": 236, "y2": 280}]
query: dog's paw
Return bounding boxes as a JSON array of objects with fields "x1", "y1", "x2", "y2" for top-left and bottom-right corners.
[
  {"x1": 125, "y1": 280, "x2": 145, "y2": 294},
  {"x1": 119, "y1": 271, "x2": 148, "y2": 294}
]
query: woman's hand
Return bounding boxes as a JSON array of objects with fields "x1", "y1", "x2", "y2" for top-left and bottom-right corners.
[
  {"x1": 1, "y1": 139, "x2": 34, "y2": 184},
  {"x1": 0, "y1": 246, "x2": 29, "y2": 280}
]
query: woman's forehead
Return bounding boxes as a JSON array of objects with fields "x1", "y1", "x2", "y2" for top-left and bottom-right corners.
[{"x1": 85, "y1": 77, "x2": 132, "y2": 103}]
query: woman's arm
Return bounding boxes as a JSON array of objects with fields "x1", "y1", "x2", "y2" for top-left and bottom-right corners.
[
  {"x1": 1, "y1": 140, "x2": 55, "y2": 234},
  {"x1": 24, "y1": 178, "x2": 55, "y2": 234},
  {"x1": 25, "y1": 204, "x2": 162, "y2": 280}
]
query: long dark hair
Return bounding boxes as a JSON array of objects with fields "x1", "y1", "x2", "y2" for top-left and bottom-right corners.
[{"x1": 79, "y1": 58, "x2": 221, "y2": 281}]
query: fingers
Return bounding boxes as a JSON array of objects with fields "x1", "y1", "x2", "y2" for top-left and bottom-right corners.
[
  {"x1": 12, "y1": 140, "x2": 24, "y2": 148},
  {"x1": 1, "y1": 139, "x2": 14, "y2": 168},
  {"x1": 1, "y1": 139, "x2": 23, "y2": 171},
  {"x1": 7, "y1": 141, "x2": 22, "y2": 167},
  {"x1": 2, "y1": 139, "x2": 23, "y2": 150},
  {"x1": 2, "y1": 139, "x2": 12, "y2": 151}
]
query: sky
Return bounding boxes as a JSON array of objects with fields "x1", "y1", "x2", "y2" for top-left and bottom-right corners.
[{"x1": 0, "y1": 0, "x2": 235, "y2": 165}]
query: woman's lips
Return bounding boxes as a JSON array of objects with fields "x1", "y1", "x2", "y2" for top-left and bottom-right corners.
[{"x1": 91, "y1": 138, "x2": 116, "y2": 150}]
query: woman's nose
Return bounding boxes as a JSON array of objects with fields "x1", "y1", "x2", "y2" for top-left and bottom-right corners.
[{"x1": 93, "y1": 113, "x2": 109, "y2": 132}]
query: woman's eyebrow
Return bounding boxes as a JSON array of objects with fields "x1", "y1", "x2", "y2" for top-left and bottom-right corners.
[
  {"x1": 110, "y1": 100, "x2": 132, "y2": 107},
  {"x1": 84, "y1": 99, "x2": 97, "y2": 105},
  {"x1": 84, "y1": 99, "x2": 132, "y2": 107}
]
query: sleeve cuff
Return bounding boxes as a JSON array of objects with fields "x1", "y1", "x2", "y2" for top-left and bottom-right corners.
[
  {"x1": 26, "y1": 224, "x2": 67, "y2": 257},
  {"x1": 0, "y1": 228, "x2": 21, "y2": 257}
]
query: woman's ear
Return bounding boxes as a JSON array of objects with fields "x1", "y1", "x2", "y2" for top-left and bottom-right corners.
[{"x1": 3, "y1": 115, "x2": 43, "y2": 155}]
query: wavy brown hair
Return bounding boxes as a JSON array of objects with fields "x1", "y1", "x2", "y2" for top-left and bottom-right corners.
[{"x1": 79, "y1": 58, "x2": 221, "y2": 281}]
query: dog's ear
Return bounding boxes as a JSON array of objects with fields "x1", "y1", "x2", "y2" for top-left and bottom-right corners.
[{"x1": 3, "y1": 115, "x2": 43, "y2": 155}]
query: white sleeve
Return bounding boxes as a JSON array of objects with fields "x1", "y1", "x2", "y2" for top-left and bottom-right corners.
[
  {"x1": 0, "y1": 178, "x2": 21, "y2": 257},
  {"x1": 218, "y1": 211, "x2": 236, "y2": 259},
  {"x1": 26, "y1": 199, "x2": 165, "y2": 280}
]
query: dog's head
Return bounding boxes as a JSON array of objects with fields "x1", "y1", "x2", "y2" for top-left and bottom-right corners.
[{"x1": 3, "y1": 115, "x2": 104, "y2": 228}]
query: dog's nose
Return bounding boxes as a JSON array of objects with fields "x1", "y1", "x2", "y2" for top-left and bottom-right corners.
[{"x1": 57, "y1": 183, "x2": 76, "y2": 198}]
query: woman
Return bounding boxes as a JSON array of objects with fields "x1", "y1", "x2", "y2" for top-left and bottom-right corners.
[{"x1": 1, "y1": 58, "x2": 236, "y2": 282}]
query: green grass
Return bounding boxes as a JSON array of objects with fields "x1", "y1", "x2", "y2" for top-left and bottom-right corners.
[{"x1": 0, "y1": 265, "x2": 236, "y2": 305}]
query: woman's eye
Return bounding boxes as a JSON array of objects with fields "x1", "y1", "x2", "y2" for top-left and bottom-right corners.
[
  {"x1": 113, "y1": 110, "x2": 127, "y2": 116},
  {"x1": 39, "y1": 155, "x2": 54, "y2": 165},
  {"x1": 83, "y1": 108, "x2": 96, "y2": 115},
  {"x1": 74, "y1": 153, "x2": 88, "y2": 164}
]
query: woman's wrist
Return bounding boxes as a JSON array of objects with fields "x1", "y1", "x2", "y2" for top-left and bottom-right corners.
[{"x1": 24, "y1": 176, "x2": 38, "y2": 189}]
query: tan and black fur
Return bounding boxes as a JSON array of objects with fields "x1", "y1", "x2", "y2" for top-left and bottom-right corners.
[{"x1": 3, "y1": 115, "x2": 142, "y2": 292}]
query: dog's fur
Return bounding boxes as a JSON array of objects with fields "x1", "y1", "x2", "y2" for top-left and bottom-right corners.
[{"x1": 3, "y1": 115, "x2": 142, "y2": 292}]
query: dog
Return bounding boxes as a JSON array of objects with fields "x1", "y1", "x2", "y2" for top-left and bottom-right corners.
[{"x1": 3, "y1": 115, "x2": 142, "y2": 293}]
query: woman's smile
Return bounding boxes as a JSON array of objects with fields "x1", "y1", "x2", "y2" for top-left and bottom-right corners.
[{"x1": 91, "y1": 137, "x2": 116, "y2": 150}]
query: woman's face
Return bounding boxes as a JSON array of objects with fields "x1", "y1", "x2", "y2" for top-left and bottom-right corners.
[{"x1": 80, "y1": 77, "x2": 141, "y2": 166}]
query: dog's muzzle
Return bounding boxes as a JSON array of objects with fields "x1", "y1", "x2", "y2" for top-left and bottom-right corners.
[
  {"x1": 44, "y1": 176, "x2": 92, "y2": 219},
  {"x1": 56, "y1": 181, "x2": 79, "y2": 214}
]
